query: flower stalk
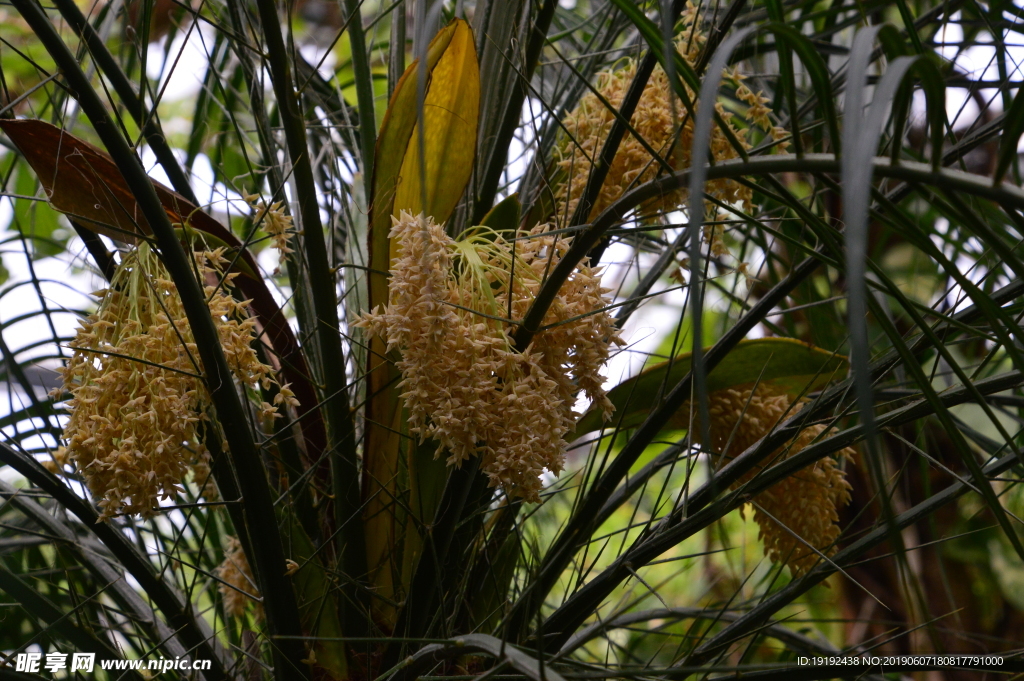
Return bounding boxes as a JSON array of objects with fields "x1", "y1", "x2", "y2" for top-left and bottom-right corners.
[{"x1": 359, "y1": 212, "x2": 623, "y2": 501}]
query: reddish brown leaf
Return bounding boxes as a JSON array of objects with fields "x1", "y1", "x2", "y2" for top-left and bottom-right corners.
[{"x1": 0, "y1": 119, "x2": 327, "y2": 473}]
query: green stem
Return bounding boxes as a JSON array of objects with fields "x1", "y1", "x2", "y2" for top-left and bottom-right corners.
[
  {"x1": 0, "y1": 442, "x2": 232, "y2": 680},
  {"x1": 220, "y1": 0, "x2": 331, "y2": 499},
  {"x1": 49, "y1": 0, "x2": 199, "y2": 204},
  {"x1": 512, "y1": 153, "x2": 1024, "y2": 351},
  {"x1": 8, "y1": 1, "x2": 309, "y2": 677},
  {"x1": 388, "y1": 0, "x2": 406, "y2": 99},
  {"x1": 343, "y1": 0, "x2": 377, "y2": 201},
  {"x1": 252, "y1": 0, "x2": 368, "y2": 638},
  {"x1": 472, "y1": 0, "x2": 558, "y2": 224}
]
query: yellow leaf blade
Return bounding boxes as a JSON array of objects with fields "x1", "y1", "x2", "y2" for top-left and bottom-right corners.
[
  {"x1": 393, "y1": 18, "x2": 480, "y2": 224},
  {"x1": 367, "y1": 21, "x2": 458, "y2": 304},
  {"x1": 361, "y1": 18, "x2": 479, "y2": 631}
]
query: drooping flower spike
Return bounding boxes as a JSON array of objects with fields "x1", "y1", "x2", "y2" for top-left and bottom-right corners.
[
  {"x1": 358, "y1": 212, "x2": 623, "y2": 502},
  {"x1": 692, "y1": 385, "x2": 855, "y2": 577},
  {"x1": 56, "y1": 243, "x2": 281, "y2": 519},
  {"x1": 555, "y1": 2, "x2": 786, "y2": 227}
]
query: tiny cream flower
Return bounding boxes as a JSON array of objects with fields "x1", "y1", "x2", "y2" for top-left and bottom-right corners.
[
  {"x1": 246, "y1": 194, "x2": 294, "y2": 274},
  {"x1": 358, "y1": 212, "x2": 623, "y2": 502},
  {"x1": 216, "y1": 536, "x2": 262, "y2": 619},
  {"x1": 274, "y1": 383, "x2": 301, "y2": 408},
  {"x1": 58, "y1": 244, "x2": 279, "y2": 519},
  {"x1": 690, "y1": 385, "x2": 855, "y2": 577},
  {"x1": 554, "y1": 2, "x2": 775, "y2": 224}
]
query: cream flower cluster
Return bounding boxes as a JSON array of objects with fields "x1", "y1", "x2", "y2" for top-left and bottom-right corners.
[
  {"x1": 246, "y1": 194, "x2": 294, "y2": 274},
  {"x1": 695, "y1": 385, "x2": 855, "y2": 577},
  {"x1": 556, "y1": 2, "x2": 786, "y2": 224},
  {"x1": 216, "y1": 535, "x2": 262, "y2": 620},
  {"x1": 358, "y1": 212, "x2": 622, "y2": 502},
  {"x1": 56, "y1": 244, "x2": 279, "y2": 519}
]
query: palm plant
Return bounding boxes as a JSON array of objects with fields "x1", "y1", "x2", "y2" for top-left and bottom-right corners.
[{"x1": 0, "y1": 0, "x2": 1023, "y2": 679}]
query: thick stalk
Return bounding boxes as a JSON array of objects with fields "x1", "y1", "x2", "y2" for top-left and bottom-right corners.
[
  {"x1": 388, "y1": 2, "x2": 406, "y2": 98},
  {"x1": 342, "y1": 0, "x2": 376, "y2": 200},
  {"x1": 9, "y1": 1, "x2": 308, "y2": 677},
  {"x1": 50, "y1": 0, "x2": 198, "y2": 204},
  {"x1": 252, "y1": 0, "x2": 368, "y2": 637},
  {"x1": 0, "y1": 442, "x2": 232, "y2": 680},
  {"x1": 472, "y1": 0, "x2": 558, "y2": 224}
]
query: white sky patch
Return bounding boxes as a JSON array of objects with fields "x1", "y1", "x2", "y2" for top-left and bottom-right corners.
[
  {"x1": 944, "y1": 87, "x2": 983, "y2": 129},
  {"x1": 146, "y1": 20, "x2": 214, "y2": 103},
  {"x1": 929, "y1": 11, "x2": 1024, "y2": 139},
  {"x1": 299, "y1": 42, "x2": 338, "y2": 78},
  {"x1": 0, "y1": 195, "x2": 101, "y2": 363}
]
